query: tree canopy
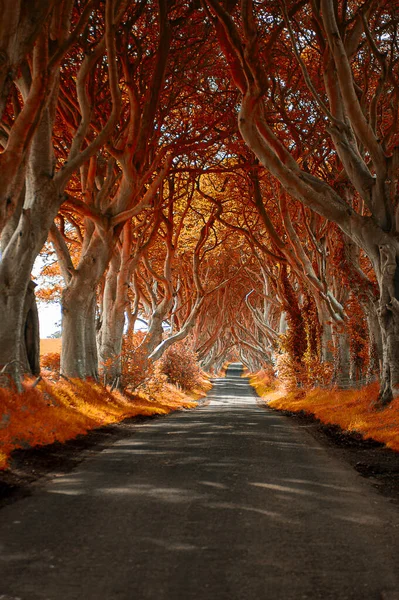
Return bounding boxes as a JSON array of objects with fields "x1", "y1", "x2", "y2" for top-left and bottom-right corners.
[{"x1": 1, "y1": 0, "x2": 398, "y2": 404}]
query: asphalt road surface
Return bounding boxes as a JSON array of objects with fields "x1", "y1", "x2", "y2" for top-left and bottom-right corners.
[{"x1": 0, "y1": 364, "x2": 399, "y2": 600}]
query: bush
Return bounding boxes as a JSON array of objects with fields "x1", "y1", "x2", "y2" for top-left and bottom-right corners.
[
  {"x1": 159, "y1": 341, "x2": 204, "y2": 390},
  {"x1": 275, "y1": 352, "x2": 304, "y2": 392},
  {"x1": 275, "y1": 351, "x2": 333, "y2": 392},
  {"x1": 41, "y1": 352, "x2": 61, "y2": 372},
  {"x1": 254, "y1": 365, "x2": 277, "y2": 390},
  {"x1": 120, "y1": 331, "x2": 155, "y2": 391}
]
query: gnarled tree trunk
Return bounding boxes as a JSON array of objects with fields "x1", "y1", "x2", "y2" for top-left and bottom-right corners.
[
  {"x1": 59, "y1": 230, "x2": 115, "y2": 380},
  {"x1": 375, "y1": 245, "x2": 399, "y2": 404},
  {"x1": 0, "y1": 280, "x2": 39, "y2": 384},
  {"x1": 0, "y1": 178, "x2": 59, "y2": 385},
  {"x1": 331, "y1": 327, "x2": 351, "y2": 388},
  {"x1": 61, "y1": 287, "x2": 98, "y2": 379},
  {"x1": 97, "y1": 254, "x2": 126, "y2": 385},
  {"x1": 22, "y1": 281, "x2": 40, "y2": 376},
  {"x1": 366, "y1": 311, "x2": 382, "y2": 384}
]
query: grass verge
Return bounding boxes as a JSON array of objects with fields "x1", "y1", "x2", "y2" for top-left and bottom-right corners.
[
  {"x1": 0, "y1": 377, "x2": 209, "y2": 471},
  {"x1": 250, "y1": 376, "x2": 399, "y2": 453}
]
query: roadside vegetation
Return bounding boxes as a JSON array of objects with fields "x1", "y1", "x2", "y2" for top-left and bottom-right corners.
[
  {"x1": 1, "y1": 1, "x2": 399, "y2": 470},
  {"x1": 0, "y1": 341, "x2": 211, "y2": 471},
  {"x1": 251, "y1": 375, "x2": 399, "y2": 453}
]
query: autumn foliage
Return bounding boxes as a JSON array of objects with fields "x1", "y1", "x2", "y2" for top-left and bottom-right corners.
[
  {"x1": 248, "y1": 366, "x2": 278, "y2": 396},
  {"x1": 2, "y1": 0, "x2": 399, "y2": 466},
  {"x1": 253, "y1": 382, "x2": 399, "y2": 454},
  {"x1": 118, "y1": 332, "x2": 156, "y2": 392},
  {"x1": 0, "y1": 376, "x2": 200, "y2": 471},
  {"x1": 159, "y1": 340, "x2": 206, "y2": 391},
  {"x1": 41, "y1": 352, "x2": 61, "y2": 372}
]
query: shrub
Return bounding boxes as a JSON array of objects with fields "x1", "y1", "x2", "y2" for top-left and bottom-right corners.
[
  {"x1": 256, "y1": 365, "x2": 277, "y2": 388},
  {"x1": 250, "y1": 365, "x2": 278, "y2": 396},
  {"x1": 275, "y1": 352, "x2": 305, "y2": 392},
  {"x1": 119, "y1": 331, "x2": 155, "y2": 391},
  {"x1": 41, "y1": 352, "x2": 61, "y2": 372},
  {"x1": 276, "y1": 351, "x2": 333, "y2": 392},
  {"x1": 159, "y1": 341, "x2": 203, "y2": 390}
]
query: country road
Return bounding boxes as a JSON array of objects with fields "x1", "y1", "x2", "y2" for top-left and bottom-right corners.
[{"x1": 0, "y1": 364, "x2": 398, "y2": 600}]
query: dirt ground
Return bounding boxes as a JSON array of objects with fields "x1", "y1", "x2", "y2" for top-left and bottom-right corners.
[{"x1": 1, "y1": 403, "x2": 399, "y2": 511}]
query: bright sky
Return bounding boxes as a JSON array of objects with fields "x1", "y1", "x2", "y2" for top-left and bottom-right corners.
[
  {"x1": 33, "y1": 255, "x2": 61, "y2": 338},
  {"x1": 33, "y1": 259, "x2": 150, "y2": 339},
  {"x1": 38, "y1": 302, "x2": 61, "y2": 338}
]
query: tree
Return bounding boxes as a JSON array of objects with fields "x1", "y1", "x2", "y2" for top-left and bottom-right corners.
[
  {"x1": 203, "y1": 0, "x2": 399, "y2": 404},
  {"x1": 0, "y1": 0, "x2": 113, "y2": 386}
]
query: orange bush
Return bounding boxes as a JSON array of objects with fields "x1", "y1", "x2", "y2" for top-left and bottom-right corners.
[
  {"x1": 159, "y1": 341, "x2": 205, "y2": 390},
  {"x1": 275, "y1": 351, "x2": 333, "y2": 392},
  {"x1": 249, "y1": 365, "x2": 277, "y2": 395},
  {"x1": 275, "y1": 352, "x2": 304, "y2": 392},
  {"x1": 41, "y1": 352, "x2": 61, "y2": 372},
  {"x1": 102, "y1": 332, "x2": 211, "y2": 397},
  {"x1": 119, "y1": 331, "x2": 156, "y2": 391}
]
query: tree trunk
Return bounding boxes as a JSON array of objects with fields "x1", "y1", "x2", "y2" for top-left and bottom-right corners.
[
  {"x1": 279, "y1": 311, "x2": 287, "y2": 334},
  {"x1": 148, "y1": 298, "x2": 204, "y2": 362},
  {"x1": 139, "y1": 309, "x2": 169, "y2": 356},
  {"x1": 0, "y1": 91, "x2": 62, "y2": 385},
  {"x1": 97, "y1": 247, "x2": 135, "y2": 386},
  {"x1": 61, "y1": 286, "x2": 98, "y2": 379},
  {"x1": 375, "y1": 245, "x2": 399, "y2": 404},
  {"x1": 22, "y1": 281, "x2": 40, "y2": 376},
  {"x1": 315, "y1": 302, "x2": 334, "y2": 363},
  {"x1": 0, "y1": 184, "x2": 58, "y2": 385},
  {"x1": 201, "y1": 351, "x2": 215, "y2": 373},
  {"x1": 0, "y1": 288, "x2": 25, "y2": 387},
  {"x1": 0, "y1": 279, "x2": 40, "y2": 383},
  {"x1": 366, "y1": 311, "x2": 382, "y2": 384},
  {"x1": 98, "y1": 311, "x2": 125, "y2": 384},
  {"x1": 321, "y1": 321, "x2": 334, "y2": 363},
  {"x1": 331, "y1": 325, "x2": 351, "y2": 387},
  {"x1": 60, "y1": 230, "x2": 115, "y2": 380},
  {"x1": 97, "y1": 263, "x2": 126, "y2": 385}
]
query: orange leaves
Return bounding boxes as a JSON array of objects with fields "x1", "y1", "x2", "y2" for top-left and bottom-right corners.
[
  {"x1": 279, "y1": 266, "x2": 307, "y2": 364},
  {"x1": 119, "y1": 331, "x2": 156, "y2": 392},
  {"x1": 249, "y1": 366, "x2": 277, "y2": 396},
  {"x1": 41, "y1": 352, "x2": 61, "y2": 372},
  {"x1": 261, "y1": 383, "x2": 399, "y2": 453},
  {"x1": 35, "y1": 286, "x2": 63, "y2": 303},
  {"x1": 159, "y1": 340, "x2": 208, "y2": 391},
  {"x1": 0, "y1": 376, "x2": 198, "y2": 471},
  {"x1": 118, "y1": 332, "x2": 211, "y2": 397}
]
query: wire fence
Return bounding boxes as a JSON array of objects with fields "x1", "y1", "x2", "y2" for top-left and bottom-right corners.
[{"x1": 317, "y1": 375, "x2": 378, "y2": 390}]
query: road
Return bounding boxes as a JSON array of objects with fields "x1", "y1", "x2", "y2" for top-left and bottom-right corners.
[{"x1": 0, "y1": 364, "x2": 398, "y2": 599}]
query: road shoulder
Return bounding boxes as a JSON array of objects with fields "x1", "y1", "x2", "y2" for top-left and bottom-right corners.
[{"x1": 260, "y1": 402, "x2": 399, "y2": 506}]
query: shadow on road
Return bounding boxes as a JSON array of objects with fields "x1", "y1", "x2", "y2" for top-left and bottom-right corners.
[{"x1": 0, "y1": 364, "x2": 398, "y2": 599}]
